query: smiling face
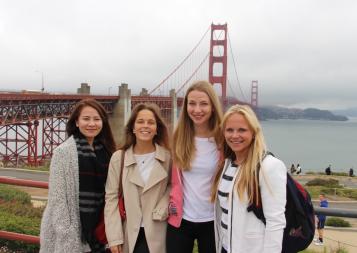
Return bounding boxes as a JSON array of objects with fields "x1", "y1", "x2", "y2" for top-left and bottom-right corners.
[
  {"x1": 224, "y1": 112, "x2": 254, "y2": 161},
  {"x1": 76, "y1": 106, "x2": 103, "y2": 145},
  {"x1": 186, "y1": 90, "x2": 212, "y2": 129},
  {"x1": 133, "y1": 109, "x2": 157, "y2": 144}
]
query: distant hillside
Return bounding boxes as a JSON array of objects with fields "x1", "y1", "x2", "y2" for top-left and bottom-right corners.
[
  {"x1": 257, "y1": 106, "x2": 348, "y2": 121},
  {"x1": 332, "y1": 107, "x2": 357, "y2": 117}
]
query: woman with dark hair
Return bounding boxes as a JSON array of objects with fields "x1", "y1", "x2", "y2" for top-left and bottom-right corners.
[
  {"x1": 105, "y1": 103, "x2": 171, "y2": 253},
  {"x1": 40, "y1": 99, "x2": 116, "y2": 253}
]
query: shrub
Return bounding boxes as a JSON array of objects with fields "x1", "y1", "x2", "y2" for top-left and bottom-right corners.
[
  {"x1": 338, "y1": 189, "x2": 357, "y2": 200},
  {"x1": 306, "y1": 178, "x2": 341, "y2": 188},
  {"x1": 326, "y1": 217, "x2": 351, "y2": 227},
  {"x1": 0, "y1": 185, "x2": 42, "y2": 252},
  {"x1": 0, "y1": 201, "x2": 44, "y2": 218},
  {"x1": 0, "y1": 185, "x2": 31, "y2": 204},
  {"x1": 0, "y1": 209, "x2": 41, "y2": 252},
  {"x1": 331, "y1": 172, "x2": 348, "y2": 176}
]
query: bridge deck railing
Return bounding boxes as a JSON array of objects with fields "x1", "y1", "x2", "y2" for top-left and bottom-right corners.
[{"x1": 0, "y1": 176, "x2": 356, "y2": 245}]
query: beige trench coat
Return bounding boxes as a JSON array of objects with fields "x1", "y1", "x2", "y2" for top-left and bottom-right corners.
[{"x1": 104, "y1": 144, "x2": 171, "y2": 253}]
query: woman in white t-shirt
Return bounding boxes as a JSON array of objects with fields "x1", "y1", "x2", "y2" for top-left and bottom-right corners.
[
  {"x1": 167, "y1": 81, "x2": 223, "y2": 253},
  {"x1": 212, "y1": 105, "x2": 287, "y2": 253}
]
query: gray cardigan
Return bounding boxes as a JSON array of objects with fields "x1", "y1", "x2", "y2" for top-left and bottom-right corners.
[{"x1": 40, "y1": 136, "x2": 90, "y2": 253}]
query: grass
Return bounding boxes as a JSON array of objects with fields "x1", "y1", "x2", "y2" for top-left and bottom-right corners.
[
  {"x1": 305, "y1": 186, "x2": 357, "y2": 200},
  {"x1": 193, "y1": 246, "x2": 349, "y2": 253},
  {"x1": 303, "y1": 177, "x2": 357, "y2": 200},
  {"x1": 192, "y1": 242, "x2": 327, "y2": 253},
  {"x1": 22, "y1": 164, "x2": 50, "y2": 172},
  {"x1": 305, "y1": 171, "x2": 351, "y2": 177}
]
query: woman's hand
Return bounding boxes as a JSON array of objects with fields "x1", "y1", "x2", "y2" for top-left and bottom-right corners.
[
  {"x1": 110, "y1": 244, "x2": 123, "y2": 253},
  {"x1": 168, "y1": 202, "x2": 177, "y2": 216}
]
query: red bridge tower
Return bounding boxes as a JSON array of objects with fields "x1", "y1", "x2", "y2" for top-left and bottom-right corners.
[{"x1": 209, "y1": 23, "x2": 228, "y2": 100}]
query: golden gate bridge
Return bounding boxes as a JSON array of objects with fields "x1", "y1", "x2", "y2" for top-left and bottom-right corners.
[{"x1": 0, "y1": 23, "x2": 259, "y2": 167}]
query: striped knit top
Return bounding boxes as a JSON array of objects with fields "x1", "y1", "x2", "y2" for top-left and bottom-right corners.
[{"x1": 217, "y1": 161, "x2": 238, "y2": 250}]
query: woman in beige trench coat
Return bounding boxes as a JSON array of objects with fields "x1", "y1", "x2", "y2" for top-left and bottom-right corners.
[{"x1": 105, "y1": 103, "x2": 171, "y2": 253}]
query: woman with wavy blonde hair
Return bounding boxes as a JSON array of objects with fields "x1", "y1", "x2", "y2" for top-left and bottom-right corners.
[
  {"x1": 167, "y1": 81, "x2": 223, "y2": 253},
  {"x1": 212, "y1": 104, "x2": 287, "y2": 253}
]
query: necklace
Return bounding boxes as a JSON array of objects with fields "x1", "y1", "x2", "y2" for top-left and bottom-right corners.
[{"x1": 135, "y1": 152, "x2": 155, "y2": 165}]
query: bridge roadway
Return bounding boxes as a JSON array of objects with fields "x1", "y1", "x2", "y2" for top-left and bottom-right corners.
[{"x1": 0, "y1": 92, "x2": 179, "y2": 126}]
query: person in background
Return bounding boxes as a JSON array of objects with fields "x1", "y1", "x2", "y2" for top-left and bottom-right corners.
[
  {"x1": 40, "y1": 99, "x2": 116, "y2": 253},
  {"x1": 314, "y1": 194, "x2": 328, "y2": 246},
  {"x1": 349, "y1": 167, "x2": 354, "y2": 177},
  {"x1": 296, "y1": 163, "x2": 302, "y2": 175},
  {"x1": 212, "y1": 104, "x2": 287, "y2": 253},
  {"x1": 325, "y1": 165, "x2": 332, "y2": 175},
  {"x1": 167, "y1": 81, "x2": 223, "y2": 253},
  {"x1": 290, "y1": 164, "x2": 296, "y2": 174},
  {"x1": 105, "y1": 103, "x2": 171, "y2": 253}
]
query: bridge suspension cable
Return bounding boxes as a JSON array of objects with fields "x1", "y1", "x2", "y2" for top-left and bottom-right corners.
[
  {"x1": 149, "y1": 25, "x2": 211, "y2": 95},
  {"x1": 177, "y1": 52, "x2": 210, "y2": 94},
  {"x1": 227, "y1": 32, "x2": 247, "y2": 102}
]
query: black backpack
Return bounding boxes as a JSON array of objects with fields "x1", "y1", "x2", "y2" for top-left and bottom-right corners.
[{"x1": 247, "y1": 152, "x2": 315, "y2": 253}]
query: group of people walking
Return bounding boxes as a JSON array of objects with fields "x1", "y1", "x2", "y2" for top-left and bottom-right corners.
[{"x1": 40, "y1": 80, "x2": 288, "y2": 253}]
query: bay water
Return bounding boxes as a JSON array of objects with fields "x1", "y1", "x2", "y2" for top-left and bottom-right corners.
[{"x1": 261, "y1": 118, "x2": 357, "y2": 173}]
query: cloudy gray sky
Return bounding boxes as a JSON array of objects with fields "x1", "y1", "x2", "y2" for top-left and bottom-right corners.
[{"x1": 1, "y1": 0, "x2": 356, "y2": 109}]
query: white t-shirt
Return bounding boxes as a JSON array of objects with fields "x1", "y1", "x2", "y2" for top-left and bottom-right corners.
[
  {"x1": 182, "y1": 137, "x2": 219, "y2": 222},
  {"x1": 134, "y1": 151, "x2": 156, "y2": 227},
  {"x1": 134, "y1": 151, "x2": 156, "y2": 185}
]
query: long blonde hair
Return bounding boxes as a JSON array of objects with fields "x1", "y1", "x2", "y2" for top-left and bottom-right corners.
[
  {"x1": 173, "y1": 81, "x2": 223, "y2": 170},
  {"x1": 211, "y1": 104, "x2": 267, "y2": 205}
]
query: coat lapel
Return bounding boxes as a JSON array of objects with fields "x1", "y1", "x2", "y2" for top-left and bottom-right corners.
[
  {"x1": 142, "y1": 159, "x2": 168, "y2": 193},
  {"x1": 125, "y1": 147, "x2": 146, "y2": 188},
  {"x1": 126, "y1": 144, "x2": 169, "y2": 193}
]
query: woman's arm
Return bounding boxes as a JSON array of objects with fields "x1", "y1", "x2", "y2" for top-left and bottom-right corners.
[
  {"x1": 45, "y1": 147, "x2": 78, "y2": 249},
  {"x1": 104, "y1": 151, "x2": 124, "y2": 248},
  {"x1": 260, "y1": 156, "x2": 287, "y2": 253},
  {"x1": 153, "y1": 157, "x2": 172, "y2": 220}
]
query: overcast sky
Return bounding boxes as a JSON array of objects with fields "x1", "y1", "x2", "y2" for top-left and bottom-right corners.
[{"x1": 1, "y1": 0, "x2": 356, "y2": 109}]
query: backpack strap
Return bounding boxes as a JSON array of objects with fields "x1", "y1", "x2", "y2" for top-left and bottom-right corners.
[{"x1": 246, "y1": 151, "x2": 275, "y2": 225}]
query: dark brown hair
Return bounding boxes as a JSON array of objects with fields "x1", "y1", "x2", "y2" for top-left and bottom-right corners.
[
  {"x1": 119, "y1": 103, "x2": 170, "y2": 151},
  {"x1": 66, "y1": 99, "x2": 116, "y2": 154}
]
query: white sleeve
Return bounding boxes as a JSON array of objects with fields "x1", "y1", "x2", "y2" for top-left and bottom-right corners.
[{"x1": 260, "y1": 156, "x2": 287, "y2": 253}]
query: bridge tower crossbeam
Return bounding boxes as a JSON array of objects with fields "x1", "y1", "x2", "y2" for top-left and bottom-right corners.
[{"x1": 250, "y1": 80, "x2": 259, "y2": 108}]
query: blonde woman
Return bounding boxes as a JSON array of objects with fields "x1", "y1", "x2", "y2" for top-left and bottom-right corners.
[
  {"x1": 212, "y1": 104, "x2": 287, "y2": 253},
  {"x1": 167, "y1": 81, "x2": 223, "y2": 253},
  {"x1": 104, "y1": 104, "x2": 171, "y2": 253}
]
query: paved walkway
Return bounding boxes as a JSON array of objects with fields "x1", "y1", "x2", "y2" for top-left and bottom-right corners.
[{"x1": 308, "y1": 228, "x2": 357, "y2": 253}]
